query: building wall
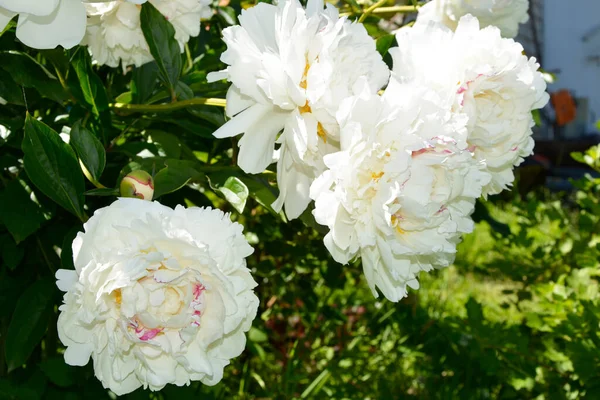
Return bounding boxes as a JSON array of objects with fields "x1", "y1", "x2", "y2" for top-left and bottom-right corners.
[{"x1": 543, "y1": 0, "x2": 600, "y2": 133}]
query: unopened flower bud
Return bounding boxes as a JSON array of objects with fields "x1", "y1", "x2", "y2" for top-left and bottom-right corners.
[{"x1": 120, "y1": 170, "x2": 154, "y2": 201}]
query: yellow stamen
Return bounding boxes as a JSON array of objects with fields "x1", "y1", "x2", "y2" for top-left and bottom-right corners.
[
  {"x1": 114, "y1": 289, "x2": 122, "y2": 305},
  {"x1": 391, "y1": 214, "x2": 405, "y2": 234},
  {"x1": 299, "y1": 101, "x2": 312, "y2": 114},
  {"x1": 299, "y1": 61, "x2": 310, "y2": 90},
  {"x1": 317, "y1": 122, "x2": 327, "y2": 143},
  {"x1": 371, "y1": 171, "x2": 384, "y2": 180}
]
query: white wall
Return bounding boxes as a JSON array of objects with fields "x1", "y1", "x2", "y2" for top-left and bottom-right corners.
[{"x1": 544, "y1": 0, "x2": 600, "y2": 133}]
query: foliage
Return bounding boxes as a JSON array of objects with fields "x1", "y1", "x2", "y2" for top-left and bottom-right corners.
[{"x1": 0, "y1": 1, "x2": 598, "y2": 399}]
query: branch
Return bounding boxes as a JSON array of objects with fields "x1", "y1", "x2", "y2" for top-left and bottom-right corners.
[
  {"x1": 111, "y1": 97, "x2": 227, "y2": 114},
  {"x1": 345, "y1": 4, "x2": 420, "y2": 19}
]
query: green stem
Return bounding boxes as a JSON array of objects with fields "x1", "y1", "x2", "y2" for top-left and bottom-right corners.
[
  {"x1": 358, "y1": 0, "x2": 390, "y2": 23},
  {"x1": 371, "y1": 5, "x2": 420, "y2": 14},
  {"x1": 79, "y1": 159, "x2": 106, "y2": 189},
  {"x1": 346, "y1": 4, "x2": 420, "y2": 19},
  {"x1": 111, "y1": 97, "x2": 227, "y2": 114},
  {"x1": 184, "y1": 43, "x2": 194, "y2": 73}
]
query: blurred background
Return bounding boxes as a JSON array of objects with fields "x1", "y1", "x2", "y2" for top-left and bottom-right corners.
[{"x1": 516, "y1": 0, "x2": 600, "y2": 193}]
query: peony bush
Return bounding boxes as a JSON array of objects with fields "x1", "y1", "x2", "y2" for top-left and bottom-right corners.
[{"x1": 3, "y1": 0, "x2": 596, "y2": 399}]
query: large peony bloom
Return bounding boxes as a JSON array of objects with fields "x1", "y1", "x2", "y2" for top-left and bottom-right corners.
[
  {"x1": 83, "y1": 0, "x2": 212, "y2": 68},
  {"x1": 417, "y1": 0, "x2": 529, "y2": 38},
  {"x1": 310, "y1": 79, "x2": 490, "y2": 302},
  {"x1": 391, "y1": 16, "x2": 548, "y2": 196},
  {"x1": 0, "y1": 0, "x2": 87, "y2": 49},
  {"x1": 207, "y1": 0, "x2": 389, "y2": 219},
  {"x1": 56, "y1": 198, "x2": 259, "y2": 395}
]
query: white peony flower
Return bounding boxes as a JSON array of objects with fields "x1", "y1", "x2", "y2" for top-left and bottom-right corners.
[
  {"x1": 391, "y1": 16, "x2": 548, "y2": 196},
  {"x1": 56, "y1": 198, "x2": 259, "y2": 395},
  {"x1": 207, "y1": 0, "x2": 389, "y2": 219},
  {"x1": 0, "y1": 0, "x2": 87, "y2": 49},
  {"x1": 310, "y1": 79, "x2": 490, "y2": 302},
  {"x1": 83, "y1": 0, "x2": 212, "y2": 69},
  {"x1": 417, "y1": 0, "x2": 529, "y2": 38}
]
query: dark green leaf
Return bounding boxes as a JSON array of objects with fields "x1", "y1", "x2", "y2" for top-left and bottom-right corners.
[
  {"x1": 71, "y1": 48, "x2": 109, "y2": 116},
  {"x1": 175, "y1": 81, "x2": 194, "y2": 100},
  {"x1": 84, "y1": 187, "x2": 119, "y2": 196},
  {"x1": 376, "y1": 34, "x2": 395, "y2": 57},
  {"x1": 0, "y1": 71, "x2": 25, "y2": 105},
  {"x1": 132, "y1": 61, "x2": 160, "y2": 104},
  {"x1": 22, "y1": 114, "x2": 86, "y2": 220},
  {"x1": 0, "y1": 179, "x2": 47, "y2": 243},
  {"x1": 60, "y1": 226, "x2": 81, "y2": 272},
  {"x1": 1, "y1": 236, "x2": 24, "y2": 270},
  {"x1": 140, "y1": 2, "x2": 182, "y2": 96},
  {"x1": 153, "y1": 159, "x2": 203, "y2": 198},
  {"x1": 466, "y1": 298, "x2": 484, "y2": 327},
  {"x1": 149, "y1": 131, "x2": 181, "y2": 158},
  {"x1": 5, "y1": 279, "x2": 55, "y2": 372},
  {"x1": 0, "y1": 51, "x2": 68, "y2": 103},
  {"x1": 70, "y1": 122, "x2": 106, "y2": 182},
  {"x1": 40, "y1": 358, "x2": 76, "y2": 388}
]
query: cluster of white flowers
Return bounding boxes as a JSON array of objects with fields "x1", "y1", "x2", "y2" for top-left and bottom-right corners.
[
  {"x1": 84, "y1": 0, "x2": 212, "y2": 69},
  {"x1": 417, "y1": 0, "x2": 530, "y2": 38},
  {"x1": 391, "y1": 16, "x2": 549, "y2": 196},
  {"x1": 0, "y1": 0, "x2": 211, "y2": 68},
  {"x1": 212, "y1": 3, "x2": 548, "y2": 301},
  {"x1": 56, "y1": 198, "x2": 259, "y2": 395},
  {"x1": 207, "y1": 0, "x2": 389, "y2": 219},
  {"x1": 50, "y1": 0, "x2": 549, "y2": 394}
]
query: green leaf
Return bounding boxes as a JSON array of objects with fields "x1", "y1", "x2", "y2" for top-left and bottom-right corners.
[
  {"x1": 22, "y1": 114, "x2": 86, "y2": 220},
  {"x1": 0, "y1": 71, "x2": 25, "y2": 105},
  {"x1": 248, "y1": 327, "x2": 268, "y2": 343},
  {"x1": 70, "y1": 122, "x2": 106, "y2": 182},
  {"x1": 1, "y1": 236, "x2": 24, "y2": 271},
  {"x1": 140, "y1": 2, "x2": 182, "y2": 97},
  {"x1": 175, "y1": 81, "x2": 194, "y2": 100},
  {"x1": 0, "y1": 179, "x2": 47, "y2": 243},
  {"x1": 71, "y1": 48, "x2": 109, "y2": 116},
  {"x1": 84, "y1": 187, "x2": 119, "y2": 196},
  {"x1": 0, "y1": 51, "x2": 68, "y2": 104},
  {"x1": 60, "y1": 226, "x2": 81, "y2": 271},
  {"x1": 217, "y1": 6, "x2": 238, "y2": 25},
  {"x1": 153, "y1": 160, "x2": 203, "y2": 198},
  {"x1": 5, "y1": 279, "x2": 55, "y2": 372},
  {"x1": 132, "y1": 61, "x2": 160, "y2": 104},
  {"x1": 376, "y1": 34, "x2": 395, "y2": 57},
  {"x1": 216, "y1": 176, "x2": 249, "y2": 213},
  {"x1": 532, "y1": 109, "x2": 541, "y2": 127},
  {"x1": 466, "y1": 297, "x2": 484, "y2": 327},
  {"x1": 208, "y1": 171, "x2": 280, "y2": 216},
  {"x1": 40, "y1": 358, "x2": 76, "y2": 388},
  {"x1": 240, "y1": 174, "x2": 280, "y2": 216},
  {"x1": 149, "y1": 131, "x2": 181, "y2": 158}
]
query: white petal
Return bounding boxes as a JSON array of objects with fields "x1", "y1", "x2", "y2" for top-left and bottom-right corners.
[
  {"x1": 55, "y1": 269, "x2": 78, "y2": 292},
  {"x1": 63, "y1": 343, "x2": 93, "y2": 366},
  {"x1": 225, "y1": 85, "x2": 255, "y2": 118},
  {"x1": 16, "y1": 0, "x2": 86, "y2": 49},
  {"x1": 212, "y1": 103, "x2": 270, "y2": 139},
  {"x1": 236, "y1": 110, "x2": 287, "y2": 174},
  {"x1": 0, "y1": 0, "x2": 58, "y2": 16}
]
